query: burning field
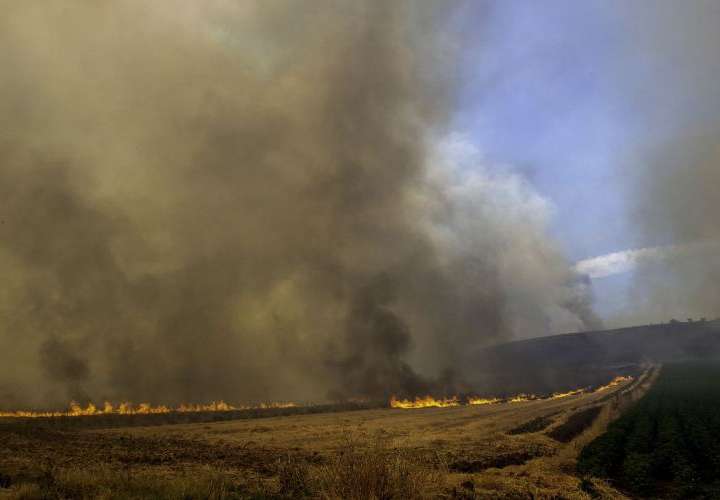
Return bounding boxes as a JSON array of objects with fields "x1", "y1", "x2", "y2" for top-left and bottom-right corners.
[
  {"x1": 0, "y1": 374, "x2": 632, "y2": 420},
  {"x1": 0, "y1": 370, "x2": 653, "y2": 498},
  {"x1": 388, "y1": 376, "x2": 632, "y2": 409},
  {"x1": 0, "y1": 0, "x2": 606, "y2": 417},
  {"x1": 0, "y1": 401, "x2": 297, "y2": 419},
  {"x1": 4, "y1": 1, "x2": 720, "y2": 498}
]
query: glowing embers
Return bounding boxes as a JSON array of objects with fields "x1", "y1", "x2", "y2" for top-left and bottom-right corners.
[
  {"x1": 389, "y1": 395, "x2": 460, "y2": 409},
  {"x1": 0, "y1": 400, "x2": 298, "y2": 418}
]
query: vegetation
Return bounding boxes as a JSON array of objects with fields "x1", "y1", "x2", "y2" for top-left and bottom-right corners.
[
  {"x1": 546, "y1": 406, "x2": 602, "y2": 443},
  {"x1": 578, "y1": 362, "x2": 720, "y2": 498},
  {"x1": 449, "y1": 446, "x2": 550, "y2": 473},
  {"x1": 0, "y1": 373, "x2": 643, "y2": 499},
  {"x1": 0, "y1": 401, "x2": 383, "y2": 431},
  {"x1": 313, "y1": 439, "x2": 445, "y2": 500},
  {"x1": 507, "y1": 415, "x2": 554, "y2": 435},
  {"x1": 0, "y1": 467, "x2": 241, "y2": 500},
  {"x1": 0, "y1": 440, "x2": 444, "y2": 499}
]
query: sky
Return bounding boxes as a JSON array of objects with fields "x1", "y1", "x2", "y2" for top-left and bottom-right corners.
[
  {"x1": 456, "y1": 1, "x2": 633, "y2": 257},
  {"x1": 450, "y1": 1, "x2": 720, "y2": 323}
]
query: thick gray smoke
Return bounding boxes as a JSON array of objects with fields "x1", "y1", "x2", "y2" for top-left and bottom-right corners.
[{"x1": 0, "y1": 1, "x2": 595, "y2": 408}]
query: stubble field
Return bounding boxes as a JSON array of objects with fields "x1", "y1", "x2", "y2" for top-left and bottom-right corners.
[{"x1": 0, "y1": 369, "x2": 656, "y2": 499}]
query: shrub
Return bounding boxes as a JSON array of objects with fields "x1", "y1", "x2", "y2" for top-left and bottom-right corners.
[{"x1": 315, "y1": 439, "x2": 442, "y2": 500}]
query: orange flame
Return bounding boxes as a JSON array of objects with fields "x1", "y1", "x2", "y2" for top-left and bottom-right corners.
[
  {"x1": 467, "y1": 397, "x2": 501, "y2": 406},
  {"x1": 0, "y1": 400, "x2": 298, "y2": 419},
  {"x1": 389, "y1": 395, "x2": 460, "y2": 409},
  {"x1": 390, "y1": 374, "x2": 634, "y2": 409},
  {"x1": 595, "y1": 375, "x2": 632, "y2": 392},
  {"x1": 549, "y1": 388, "x2": 586, "y2": 399},
  {"x1": 0, "y1": 375, "x2": 636, "y2": 417},
  {"x1": 508, "y1": 394, "x2": 537, "y2": 403}
]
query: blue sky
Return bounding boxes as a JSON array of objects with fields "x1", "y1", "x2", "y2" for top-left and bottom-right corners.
[
  {"x1": 454, "y1": 1, "x2": 641, "y2": 260},
  {"x1": 448, "y1": 1, "x2": 718, "y2": 322}
]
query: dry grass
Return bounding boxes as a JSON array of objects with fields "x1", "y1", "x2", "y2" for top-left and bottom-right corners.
[
  {"x1": 0, "y1": 440, "x2": 444, "y2": 499},
  {"x1": 0, "y1": 466, "x2": 244, "y2": 499},
  {"x1": 0, "y1": 371, "x2": 654, "y2": 499},
  {"x1": 313, "y1": 438, "x2": 445, "y2": 500}
]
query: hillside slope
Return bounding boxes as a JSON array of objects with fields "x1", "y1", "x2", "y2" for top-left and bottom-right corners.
[{"x1": 468, "y1": 319, "x2": 720, "y2": 394}]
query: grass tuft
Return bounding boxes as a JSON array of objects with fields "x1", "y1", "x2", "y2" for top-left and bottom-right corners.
[{"x1": 314, "y1": 438, "x2": 444, "y2": 500}]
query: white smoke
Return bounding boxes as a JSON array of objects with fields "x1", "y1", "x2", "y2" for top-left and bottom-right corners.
[{"x1": 425, "y1": 134, "x2": 599, "y2": 340}]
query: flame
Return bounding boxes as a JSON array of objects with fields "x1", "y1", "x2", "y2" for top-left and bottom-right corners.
[
  {"x1": 390, "y1": 374, "x2": 635, "y2": 409},
  {"x1": 0, "y1": 400, "x2": 298, "y2": 419},
  {"x1": 549, "y1": 388, "x2": 586, "y2": 399},
  {"x1": 0, "y1": 374, "x2": 636, "y2": 417},
  {"x1": 467, "y1": 397, "x2": 501, "y2": 405},
  {"x1": 389, "y1": 395, "x2": 460, "y2": 409},
  {"x1": 594, "y1": 375, "x2": 632, "y2": 392},
  {"x1": 508, "y1": 394, "x2": 537, "y2": 403},
  {"x1": 177, "y1": 401, "x2": 236, "y2": 412},
  {"x1": 257, "y1": 402, "x2": 298, "y2": 409}
]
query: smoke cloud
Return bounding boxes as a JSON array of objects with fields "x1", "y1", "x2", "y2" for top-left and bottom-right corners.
[
  {"x1": 605, "y1": 2, "x2": 720, "y2": 325},
  {"x1": 0, "y1": 1, "x2": 595, "y2": 408}
]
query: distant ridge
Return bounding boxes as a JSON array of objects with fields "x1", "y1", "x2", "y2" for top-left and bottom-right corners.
[{"x1": 467, "y1": 319, "x2": 720, "y2": 395}]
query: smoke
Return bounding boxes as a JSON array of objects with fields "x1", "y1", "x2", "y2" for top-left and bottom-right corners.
[
  {"x1": 0, "y1": 1, "x2": 595, "y2": 407},
  {"x1": 628, "y1": 138, "x2": 720, "y2": 323},
  {"x1": 604, "y1": 2, "x2": 720, "y2": 325}
]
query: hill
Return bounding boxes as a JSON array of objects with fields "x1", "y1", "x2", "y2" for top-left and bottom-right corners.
[{"x1": 467, "y1": 319, "x2": 720, "y2": 395}]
